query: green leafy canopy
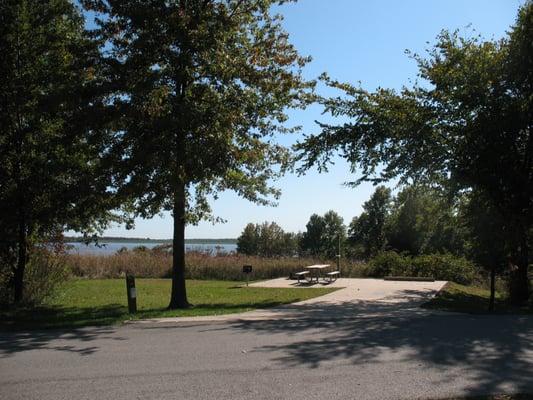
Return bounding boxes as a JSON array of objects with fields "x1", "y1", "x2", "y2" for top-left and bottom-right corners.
[
  {"x1": 0, "y1": 0, "x2": 121, "y2": 242},
  {"x1": 84, "y1": 0, "x2": 315, "y2": 224}
]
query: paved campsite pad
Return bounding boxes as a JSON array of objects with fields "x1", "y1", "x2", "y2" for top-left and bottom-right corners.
[
  {"x1": 250, "y1": 277, "x2": 447, "y2": 304},
  {"x1": 134, "y1": 278, "x2": 447, "y2": 324}
]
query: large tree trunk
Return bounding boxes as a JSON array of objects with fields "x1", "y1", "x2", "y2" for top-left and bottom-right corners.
[
  {"x1": 13, "y1": 217, "x2": 27, "y2": 304},
  {"x1": 168, "y1": 180, "x2": 190, "y2": 309},
  {"x1": 13, "y1": 120, "x2": 26, "y2": 304},
  {"x1": 508, "y1": 231, "x2": 530, "y2": 306}
]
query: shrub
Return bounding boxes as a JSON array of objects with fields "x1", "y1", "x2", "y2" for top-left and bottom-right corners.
[
  {"x1": 21, "y1": 246, "x2": 70, "y2": 305},
  {"x1": 411, "y1": 253, "x2": 476, "y2": 284},
  {"x1": 367, "y1": 251, "x2": 410, "y2": 277},
  {"x1": 0, "y1": 243, "x2": 70, "y2": 307},
  {"x1": 367, "y1": 251, "x2": 477, "y2": 284}
]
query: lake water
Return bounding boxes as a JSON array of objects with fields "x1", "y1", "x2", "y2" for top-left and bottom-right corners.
[{"x1": 66, "y1": 242, "x2": 237, "y2": 255}]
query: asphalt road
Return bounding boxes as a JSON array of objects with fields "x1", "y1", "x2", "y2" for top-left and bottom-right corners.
[{"x1": 1, "y1": 295, "x2": 532, "y2": 400}]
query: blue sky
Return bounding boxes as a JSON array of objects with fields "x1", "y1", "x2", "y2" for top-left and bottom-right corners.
[{"x1": 103, "y1": 0, "x2": 524, "y2": 239}]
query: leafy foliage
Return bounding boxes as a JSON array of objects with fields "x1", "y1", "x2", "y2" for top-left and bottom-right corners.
[
  {"x1": 0, "y1": 0, "x2": 118, "y2": 304},
  {"x1": 296, "y1": 4, "x2": 533, "y2": 303},
  {"x1": 236, "y1": 224, "x2": 261, "y2": 256},
  {"x1": 300, "y1": 210, "x2": 346, "y2": 258},
  {"x1": 19, "y1": 244, "x2": 70, "y2": 306},
  {"x1": 237, "y1": 222, "x2": 298, "y2": 257},
  {"x1": 347, "y1": 185, "x2": 465, "y2": 259},
  {"x1": 348, "y1": 186, "x2": 391, "y2": 257},
  {"x1": 386, "y1": 186, "x2": 465, "y2": 256},
  {"x1": 367, "y1": 251, "x2": 476, "y2": 284},
  {"x1": 460, "y1": 191, "x2": 510, "y2": 273}
]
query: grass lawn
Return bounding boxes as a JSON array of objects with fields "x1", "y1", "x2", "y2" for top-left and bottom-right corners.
[
  {"x1": 423, "y1": 282, "x2": 533, "y2": 314},
  {"x1": 0, "y1": 279, "x2": 337, "y2": 330}
]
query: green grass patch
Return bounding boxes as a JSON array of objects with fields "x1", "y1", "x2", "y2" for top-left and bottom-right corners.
[
  {"x1": 423, "y1": 282, "x2": 533, "y2": 314},
  {"x1": 0, "y1": 279, "x2": 337, "y2": 330}
]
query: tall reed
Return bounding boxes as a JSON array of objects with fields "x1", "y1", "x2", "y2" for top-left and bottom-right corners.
[{"x1": 66, "y1": 249, "x2": 368, "y2": 281}]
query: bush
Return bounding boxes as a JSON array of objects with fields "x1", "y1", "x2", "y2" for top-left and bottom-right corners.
[
  {"x1": 367, "y1": 251, "x2": 477, "y2": 284},
  {"x1": 367, "y1": 251, "x2": 410, "y2": 277},
  {"x1": 0, "y1": 245, "x2": 70, "y2": 307},
  {"x1": 22, "y1": 247, "x2": 70, "y2": 305}
]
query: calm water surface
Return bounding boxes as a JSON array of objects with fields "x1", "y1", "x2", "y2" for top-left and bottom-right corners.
[{"x1": 66, "y1": 242, "x2": 237, "y2": 255}]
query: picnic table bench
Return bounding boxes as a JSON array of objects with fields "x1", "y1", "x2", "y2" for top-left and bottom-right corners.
[
  {"x1": 294, "y1": 270, "x2": 310, "y2": 284},
  {"x1": 325, "y1": 270, "x2": 340, "y2": 283}
]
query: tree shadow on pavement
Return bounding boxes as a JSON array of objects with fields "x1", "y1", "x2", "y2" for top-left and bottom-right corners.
[
  {"x1": 0, "y1": 304, "x2": 129, "y2": 358},
  {"x1": 0, "y1": 325, "x2": 126, "y2": 358},
  {"x1": 225, "y1": 289, "x2": 533, "y2": 397},
  {"x1": 0, "y1": 304, "x2": 127, "y2": 331}
]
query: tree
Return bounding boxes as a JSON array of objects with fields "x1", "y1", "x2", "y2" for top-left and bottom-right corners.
[
  {"x1": 300, "y1": 214, "x2": 325, "y2": 257},
  {"x1": 322, "y1": 210, "x2": 346, "y2": 259},
  {"x1": 0, "y1": 0, "x2": 116, "y2": 304},
  {"x1": 237, "y1": 223, "x2": 260, "y2": 256},
  {"x1": 386, "y1": 188, "x2": 425, "y2": 255},
  {"x1": 281, "y1": 231, "x2": 300, "y2": 257},
  {"x1": 256, "y1": 222, "x2": 296, "y2": 257},
  {"x1": 237, "y1": 222, "x2": 298, "y2": 257},
  {"x1": 297, "y1": 4, "x2": 532, "y2": 304},
  {"x1": 301, "y1": 211, "x2": 346, "y2": 258},
  {"x1": 348, "y1": 186, "x2": 391, "y2": 257},
  {"x1": 386, "y1": 186, "x2": 465, "y2": 256},
  {"x1": 85, "y1": 0, "x2": 314, "y2": 308}
]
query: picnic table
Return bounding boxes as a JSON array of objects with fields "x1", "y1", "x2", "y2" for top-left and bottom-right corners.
[
  {"x1": 293, "y1": 264, "x2": 341, "y2": 284},
  {"x1": 306, "y1": 264, "x2": 331, "y2": 283}
]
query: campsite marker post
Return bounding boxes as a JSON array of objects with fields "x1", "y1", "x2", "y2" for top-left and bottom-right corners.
[
  {"x1": 242, "y1": 265, "x2": 253, "y2": 286},
  {"x1": 126, "y1": 274, "x2": 137, "y2": 313},
  {"x1": 337, "y1": 234, "x2": 341, "y2": 275}
]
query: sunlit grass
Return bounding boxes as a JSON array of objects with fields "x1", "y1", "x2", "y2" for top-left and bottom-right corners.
[{"x1": 1, "y1": 279, "x2": 337, "y2": 330}]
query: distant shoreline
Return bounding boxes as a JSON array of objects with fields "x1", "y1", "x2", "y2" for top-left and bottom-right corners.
[{"x1": 64, "y1": 236, "x2": 237, "y2": 245}]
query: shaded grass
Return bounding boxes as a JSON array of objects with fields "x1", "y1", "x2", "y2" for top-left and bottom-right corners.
[
  {"x1": 423, "y1": 282, "x2": 533, "y2": 314},
  {"x1": 0, "y1": 279, "x2": 337, "y2": 330}
]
